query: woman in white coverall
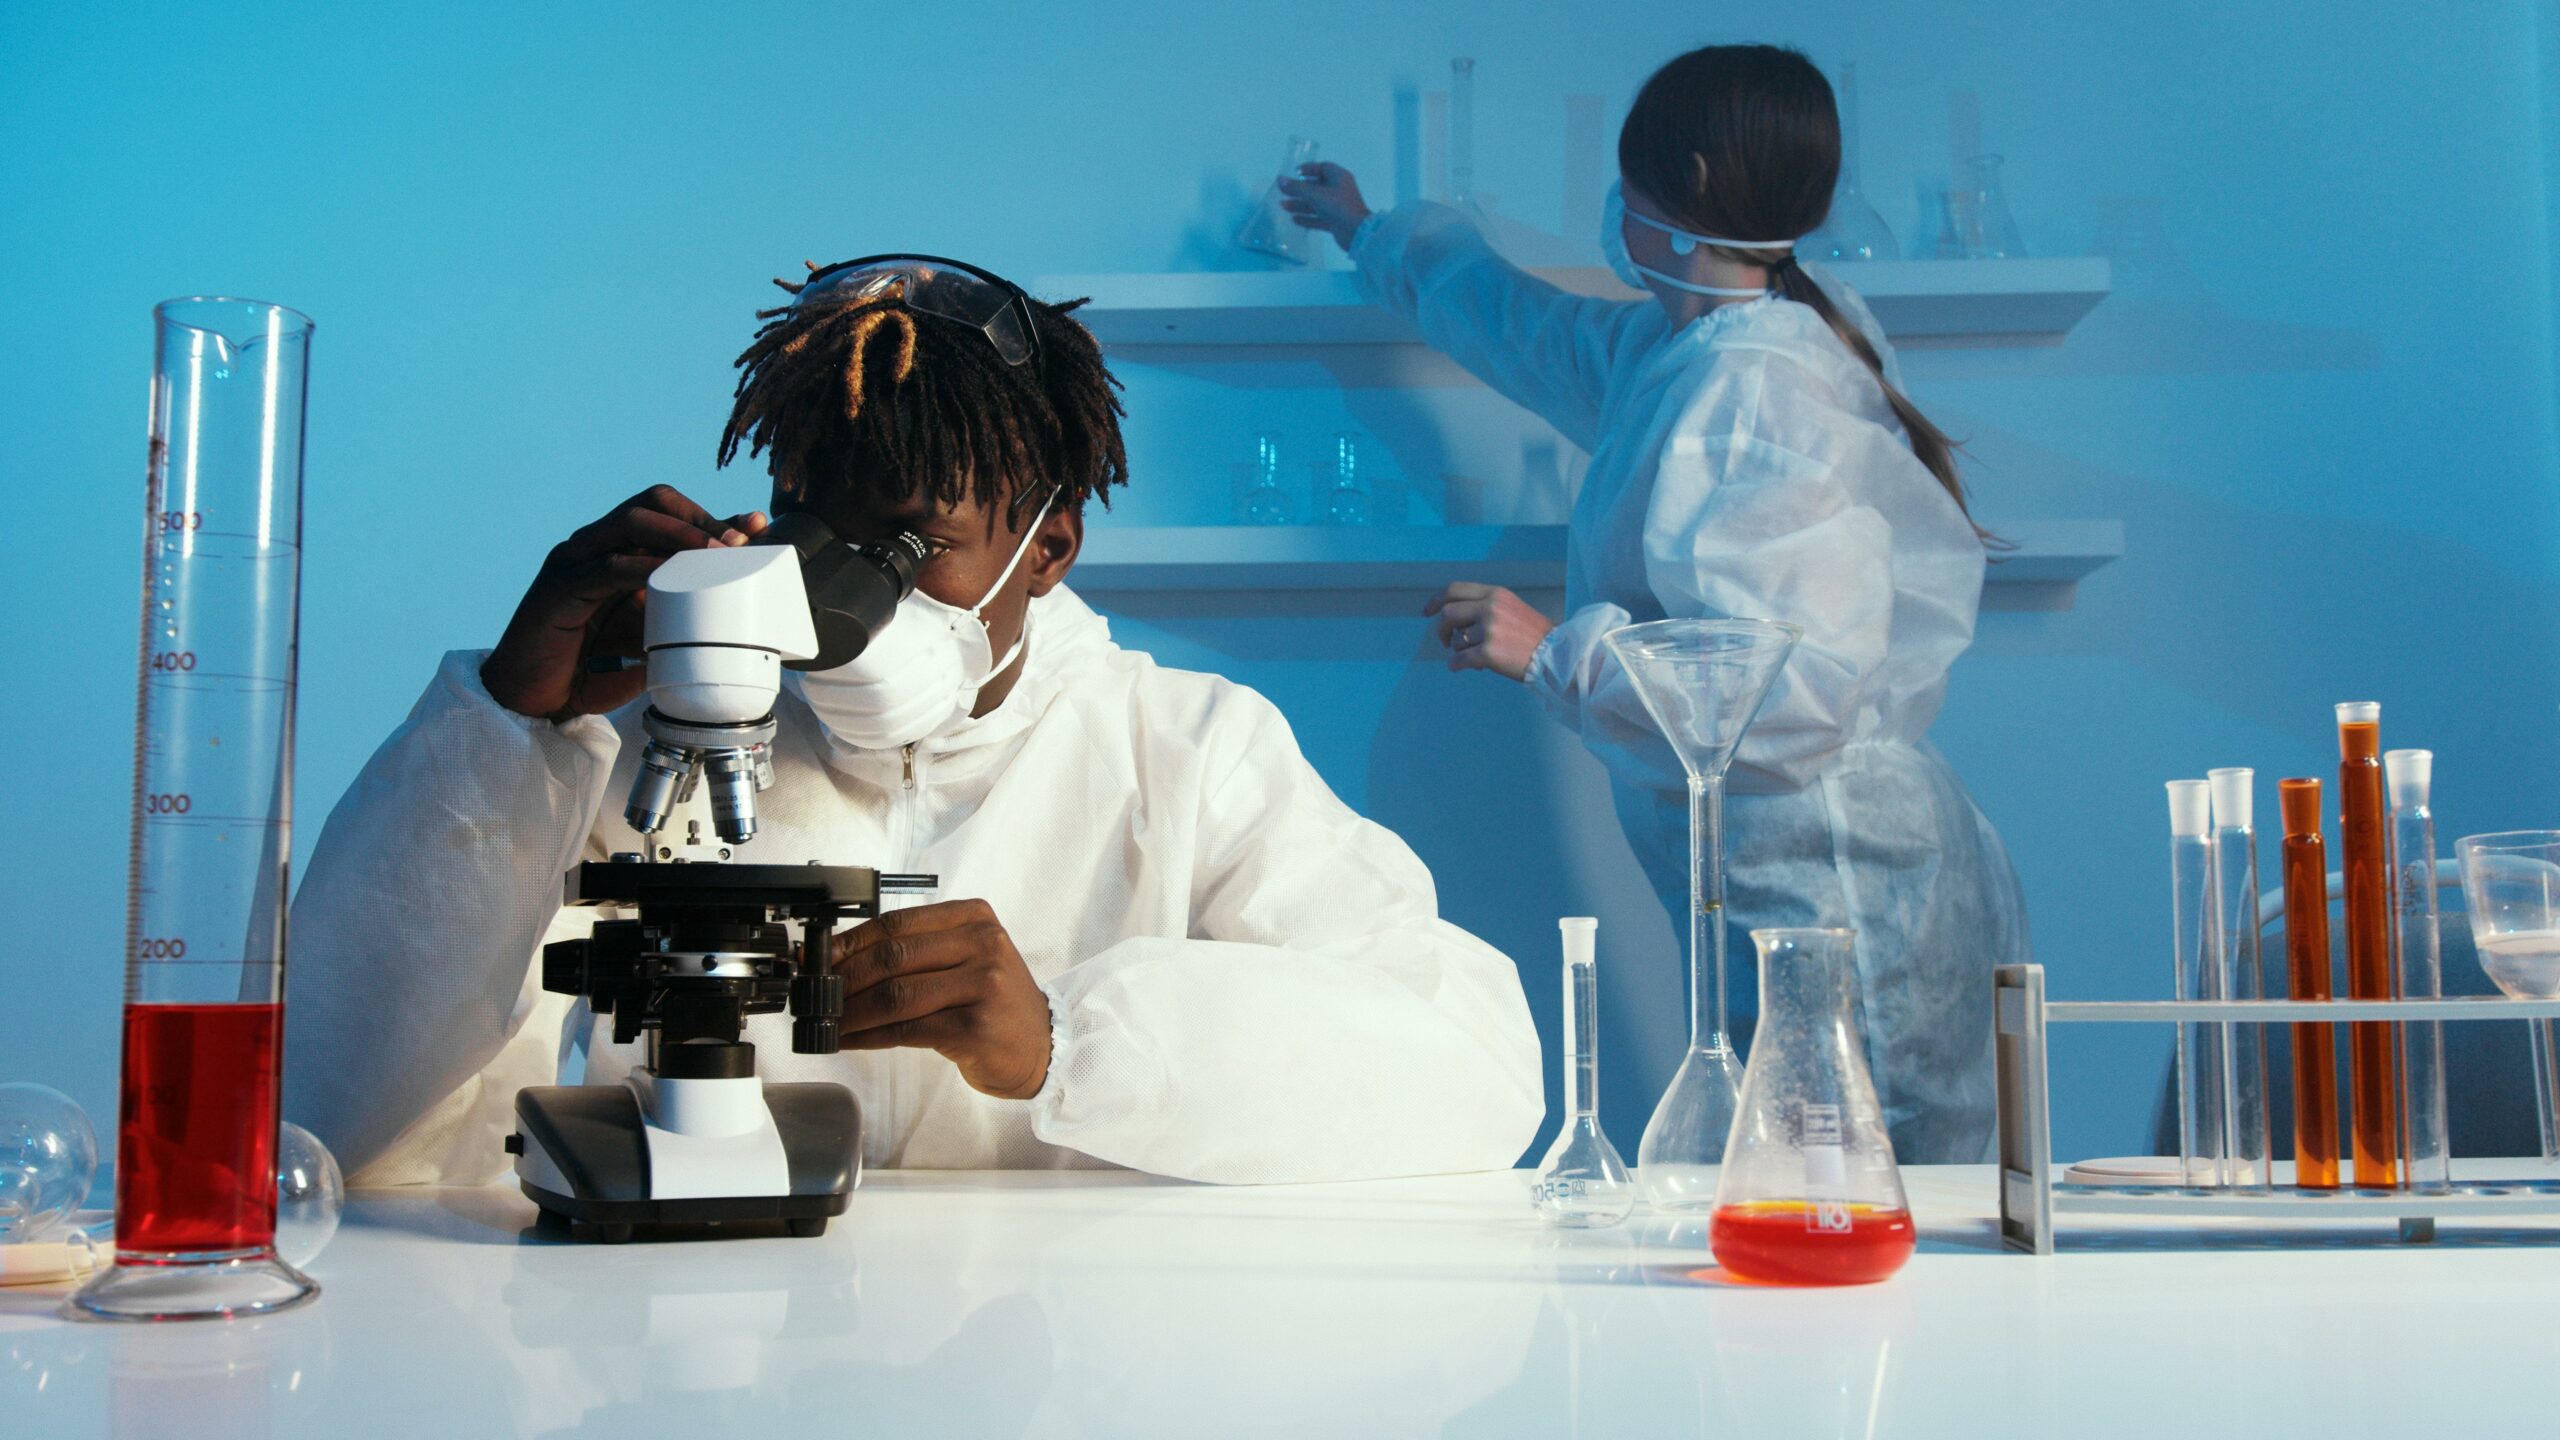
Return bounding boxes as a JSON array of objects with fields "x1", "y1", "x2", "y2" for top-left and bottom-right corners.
[
  {"x1": 1283, "y1": 45, "x2": 2028, "y2": 1161},
  {"x1": 285, "y1": 258, "x2": 1542, "y2": 1186}
]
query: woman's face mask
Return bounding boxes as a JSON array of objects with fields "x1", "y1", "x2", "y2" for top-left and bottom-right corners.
[
  {"x1": 1601, "y1": 180, "x2": 1794, "y2": 300},
  {"x1": 796, "y1": 490, "x2": 1055, "y2": 752}
]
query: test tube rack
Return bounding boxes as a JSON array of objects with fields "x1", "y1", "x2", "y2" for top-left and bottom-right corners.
[{"x1": 1993, "y1": 963, "x2": 2560, "y2": 1254}]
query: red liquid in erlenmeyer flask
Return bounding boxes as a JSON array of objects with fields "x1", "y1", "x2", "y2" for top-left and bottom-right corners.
[
  {"x1": 115, "y1": 1002, "x2": 282, "y2": 1255},
  {"x1": 1709, "y1": 1201, "x2": 1915, "y2": 1285}
]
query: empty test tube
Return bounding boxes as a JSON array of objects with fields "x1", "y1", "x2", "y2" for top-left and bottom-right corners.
[
  {"x1": 2387, "y1": 750, "x2": 2452, "y2": 1194},
  {"x1": 2209, "y1": 769, "x2": 2274, "y2": 1191},
  {"x1": 2169, "y1": 780, "x2": 2228, "y2": 1187}
]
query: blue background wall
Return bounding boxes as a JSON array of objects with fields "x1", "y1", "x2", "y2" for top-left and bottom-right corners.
[{"x1": 7, "y1": 0, "x2": 2558, "y2": 1167}]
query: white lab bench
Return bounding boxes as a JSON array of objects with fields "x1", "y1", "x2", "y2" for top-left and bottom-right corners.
[{"x1": 7, "y1": 1164, "x2": 2557, "y2": 1438}]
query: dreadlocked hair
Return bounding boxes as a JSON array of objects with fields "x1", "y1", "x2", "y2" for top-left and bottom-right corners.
[{"x1": 718, "y1": 269, "x2": 1129, "y2": 523}]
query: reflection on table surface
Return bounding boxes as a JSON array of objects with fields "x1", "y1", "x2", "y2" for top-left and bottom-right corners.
[{"x1": 7, "y1": 1166, "x2": 2559, "y2": 1438}]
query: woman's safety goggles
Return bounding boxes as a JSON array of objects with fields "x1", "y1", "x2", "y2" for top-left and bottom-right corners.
[{"x1": 792, "y1": 253, "x2": 1042, "y2": 368}]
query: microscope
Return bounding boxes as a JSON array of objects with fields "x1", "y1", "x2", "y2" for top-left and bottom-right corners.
[{"x1": 508, "y1": 515, "x2": 935, "y2": 1242}]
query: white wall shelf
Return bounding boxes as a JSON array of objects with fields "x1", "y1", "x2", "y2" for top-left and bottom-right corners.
[
  {"x1": 1036, "y1": 259, "x2": 2113, "y2": 349},
  {"x1": 1074, "y1": 519, "x2": 2122, "y2": 611}
]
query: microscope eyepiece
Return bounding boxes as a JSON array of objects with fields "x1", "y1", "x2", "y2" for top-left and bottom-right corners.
[{"x1": 757, "y1": 513, "x2": 924, "y2": 671}]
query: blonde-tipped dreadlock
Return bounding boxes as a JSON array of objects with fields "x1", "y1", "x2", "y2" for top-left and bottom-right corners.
[{"x1": 718, "y1": 264, "x2": 1128, "y2": 521}]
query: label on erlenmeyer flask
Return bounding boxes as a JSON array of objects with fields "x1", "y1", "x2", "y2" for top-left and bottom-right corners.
[{"x1": 1798, "y1": 1101, "x2": 1847, "y2": 1198}]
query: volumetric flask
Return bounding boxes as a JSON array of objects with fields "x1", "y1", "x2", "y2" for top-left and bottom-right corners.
[
  {"x1": 1709, "y1": 928, "x2": 1912, "y2": 1285},
  {"x1": 1235, "y1": 137, "x2": 1321, "y2": 266},
  {"x1": 1530, "y1": 918, "x2": 1634, "y2": 1227},
  {"x1": 72, "y1": 299, "x2": 319, "y2": 1322}
]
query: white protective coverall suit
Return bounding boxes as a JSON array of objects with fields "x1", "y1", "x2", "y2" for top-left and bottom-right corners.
[
  {"x1": 1352, "y1": 202, "x2": 2029, "y2": 1162},
  {"x1": 285, "y1": 585, "x2": 1544, "y2": 1185}
]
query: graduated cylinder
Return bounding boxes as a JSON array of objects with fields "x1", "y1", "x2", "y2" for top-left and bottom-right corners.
[{"x1": 72, "y1": 299, "x2": 319, "y2": 1323}]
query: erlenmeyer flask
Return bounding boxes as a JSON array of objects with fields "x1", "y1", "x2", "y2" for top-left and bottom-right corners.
[
  {"x1": 1962, "y1": 154, "x2": 2026, "y2": 258},
  {"x1": 1601, "y1": 618, "x2": 1800, "y2": 1211},
  {"x1": 1806, "y1": 61, "x2": 1900, "y2": 263},
  {"x1": 1235, "y1": 137, "x2": 1321, "y2": 266},
  {"x1": 1710, "y1": 929, "x2": 1913, "y2": 1286}
]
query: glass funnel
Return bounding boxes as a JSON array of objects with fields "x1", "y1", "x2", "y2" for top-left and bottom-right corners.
[
  {"x1": 1601, "y1": 618, "x2": 1800, "y2": 1210},
  {"x1": 1709, "y1": 928, "x2": 1913, "y2": 1286}
]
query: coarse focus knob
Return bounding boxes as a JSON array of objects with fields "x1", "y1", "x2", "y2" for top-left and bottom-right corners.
[
  {"x1": 793, "y1": 969, "x2": 845, "y2": 1054},
  {"x1": 794, "y1": 1015, "x2": 842, "y2": 1055}
]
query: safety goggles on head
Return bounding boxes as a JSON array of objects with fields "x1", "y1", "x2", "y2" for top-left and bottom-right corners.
[{"x1": 792, "y1": 253, "x2": 1042, "y2": 368}]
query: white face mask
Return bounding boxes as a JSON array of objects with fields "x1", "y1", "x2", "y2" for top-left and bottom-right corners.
[
  {"x1": 1601, "y1": 181, "x2": 1795, "y2": 299},
  {"x1": 797, "y1": 491, "x2": 1055, "y2": 752}
]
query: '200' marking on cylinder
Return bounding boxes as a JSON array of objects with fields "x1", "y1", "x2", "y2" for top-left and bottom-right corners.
[{"x1": 136, "y1": 938, "x2": 188, "y2": 959}]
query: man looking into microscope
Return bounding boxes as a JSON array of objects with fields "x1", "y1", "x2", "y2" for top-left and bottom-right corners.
[{"x1": 286, "y1": 256, "x2": 1543, "y2": 1185}]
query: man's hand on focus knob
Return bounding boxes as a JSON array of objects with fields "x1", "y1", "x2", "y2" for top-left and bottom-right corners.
[{"x1": 829, "y1": 899, "x2": 1054, "y2": 1100}]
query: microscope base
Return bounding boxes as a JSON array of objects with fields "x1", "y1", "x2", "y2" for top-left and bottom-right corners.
[{"x1": 509, "y1": 1082, "x2": 861, "y2": 1242}]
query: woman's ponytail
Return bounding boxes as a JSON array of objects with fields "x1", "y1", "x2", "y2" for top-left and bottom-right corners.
[{"x1": 1762, "y1": 254, "x2": 1972, "y2": 523}]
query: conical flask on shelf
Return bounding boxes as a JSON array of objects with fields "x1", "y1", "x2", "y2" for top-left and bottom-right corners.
[
  {"x1": 1600, "y1": 617, "x2": 1800, "y2": 1212},
  {"x1": 1806, "y1": 61, "x2": 1899, "y2": 263},
  {"x1": 1709, "y1": 928, "x2": 1913, "y2": 1286}
]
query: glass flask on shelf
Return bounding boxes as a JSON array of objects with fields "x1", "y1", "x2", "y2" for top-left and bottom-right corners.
[
  {"x1": 1235, "y1": 432, "x2": 1294, "y2": 525},
  {"x1": 1709, "y1": 928, "x2": 1914, "y2": 1286},
  {"x1": 1930, "y1": 189, "x2": 1981, "y2": 260},
  {"x1": 1962, "y1": 154, "x2": 2026, "y2": 258},
  {"x1": 1805, "y1": 61, "x2": 1899, "y2": 263},
  {"x1": 1600, "y1": 618, "x2": 1800, "y2": 1212},
  {"x1": 1315, "y1": 432, "x2": 1371, "y2": 525},
  {"x1": 1531, "y1": 918, "x2": 1636, "y2": 1227},
  {"x1": 1235, "y1": 136, "x2": 1322, "y2": 266}
]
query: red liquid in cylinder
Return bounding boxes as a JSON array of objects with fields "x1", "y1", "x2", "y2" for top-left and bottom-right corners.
[
  {"x1": 1710, "y1": 1201, "x2": 1915, "y2": 1286},
  {"x1": 115, "y1": 1003, "x2": 282, "y2": 1256}
]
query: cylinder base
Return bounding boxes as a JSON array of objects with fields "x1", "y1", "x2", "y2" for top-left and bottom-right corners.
[{"x1": 66, "y1": 1249, "x2": 317, "y2": 1322}]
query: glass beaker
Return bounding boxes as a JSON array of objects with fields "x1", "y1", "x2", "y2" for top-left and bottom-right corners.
[
  {"x1": 1234, "y1": 431, "x2": 1293, "y2": 525},
  {"x1": 1806, "y1": 61, "x2": 1900, "y2": 263},
  {"x1": 1531, "y1": 918, "x2": 1635, "y2": 1227},
  {"x1": 1601, "y1": 618, "x2": 1800, "y2": 1210},
  {"x1": 1235, "y1": 136, "x2": 1321, "y2": 266},
  {"x1": 2455, "y1": 830, "x2": 2560, "y2": 1163},
  {"x1": 1709, "y1": 928, "x2": 1914, "y2": 1285},
  {"x1": 71, "y1": 299, "x2": 319, "y2": 1322},
  {"x1": 1315, "y1": 432, "x2": 1370, "y2": 525},
  {"x1": 1962, "y1": 154, "x2": 2026, "y2": 258}
]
